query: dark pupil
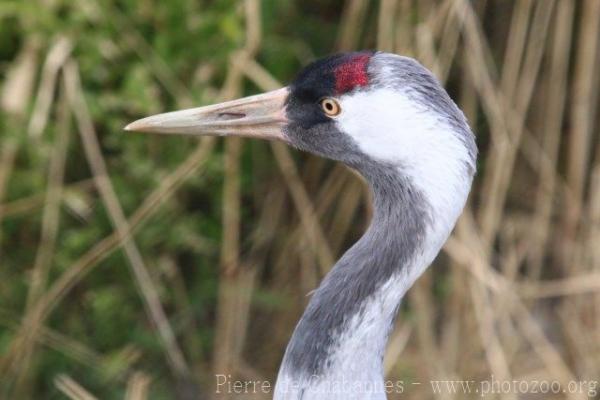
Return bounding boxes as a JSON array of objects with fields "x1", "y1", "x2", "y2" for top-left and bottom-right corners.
[{"x1": 325, "y1": 102, "x2": 333, "y2": 111}]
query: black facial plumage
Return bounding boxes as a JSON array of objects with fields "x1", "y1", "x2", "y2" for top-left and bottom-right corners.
[{"x1": 283, "y1": 51, "x2": 374, "y2": 163}]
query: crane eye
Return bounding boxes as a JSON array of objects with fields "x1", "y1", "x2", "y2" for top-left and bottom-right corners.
[{"x1": 320, "y1": 98, "x2": 341, "y2": 117}]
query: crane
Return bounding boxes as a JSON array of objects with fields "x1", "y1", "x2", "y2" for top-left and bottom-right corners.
[{"x1": 126, "y1": 51, "x2": 477, "y2": 400}]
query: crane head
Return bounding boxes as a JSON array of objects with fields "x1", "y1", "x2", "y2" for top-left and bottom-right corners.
[{"x1": 126, "y1": 51, "x2": 476, "y2": 183}]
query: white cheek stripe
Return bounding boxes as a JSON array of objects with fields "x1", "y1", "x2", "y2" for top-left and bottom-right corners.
[{"x1": 337, "y1": 89, "x2": 472, "y2": 234}]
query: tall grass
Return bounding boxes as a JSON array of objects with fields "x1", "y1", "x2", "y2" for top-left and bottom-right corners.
[{"x1": 0, "y1": 0, "x2": 599, "y2": 399}]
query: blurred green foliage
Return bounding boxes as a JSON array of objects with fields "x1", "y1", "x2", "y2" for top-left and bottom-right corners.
[{"x1": 0, "y1": 0, "x2": 366, "y2": 398}]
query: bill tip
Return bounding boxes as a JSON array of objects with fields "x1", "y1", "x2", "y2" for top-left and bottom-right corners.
[{"x1": 124, "y1": 120, "x2": 145, "y2": 132}]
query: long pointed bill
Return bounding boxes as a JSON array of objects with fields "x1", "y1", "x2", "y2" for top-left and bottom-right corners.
[{"x1": 125, "y1": 87, "x2": 289, "y2": 141}]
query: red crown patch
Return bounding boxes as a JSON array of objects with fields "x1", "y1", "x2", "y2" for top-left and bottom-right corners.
[{"x1": 334, "y1": 54, "x2": 371, "y2": 94}]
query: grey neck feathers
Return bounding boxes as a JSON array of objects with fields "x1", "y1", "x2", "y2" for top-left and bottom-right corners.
[{"x1": 278, "y1": 164, "x2": 431, "y2": 385}]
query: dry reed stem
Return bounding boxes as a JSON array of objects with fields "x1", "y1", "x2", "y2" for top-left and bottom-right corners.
[
  {"x1": 558, "y1": 307, "x2": 599, "y2": 382},
  {"x1": 12, "y1": 82, "x2": 73, "y2": 396},
  {"x1": 0, "y1": 308, "x2": 104, "y2": 375},
  {"x1": 0, "y1": 310, "x2": 143, "y2": 384},
  {"x1": 469, "y1": 280, "x2": 515, "y2": 400},
  {"x1": 26, "y1": 84, "x2": 71, "y2": 309},
  {"x1": 214, "y1": 124, "x2": 243, "y2": 376},
  {"x1": 240, "y1": 60, "x2": 336, "y2": 271},
  {"x1": 518, "y1": 272, "x2": 600, "y2": 299},
  {"x1": 125, "y1": 372, "x2": 151, "y2": 400},
  {"x1": 377, "y1": 0, "x2": 398, "y2": 52},
  {"x1": 500, "y1": 0, "x2": 533, "y2": 101},
  {"x1": 447, "y1": 212, "x2": 586, "y2": 400},
  {"x1": 563, "y1": 0, "x2": 600, "y2": 259},
  {"x1": 1, "y1": 38, "x2": 39, "y2": 118},
  {"x1": 327, "y1": 178, "x2": 364, "y2": 254},
  {"x1": 465, "y1": 0, "x2": 554, "y2": 247},
  {"x1": 383, "y1": 324, "x2": 411, "y2": 376},
  {"x1": 27, "y1": 36, "x2": 72, "y2": 138},
  {"x1": 212, "y1": 0, "x2": 262, "y2": 385},
  {"x1": 591, "y1": 169, "x2": 600, "y2": 337},
  {"x1": 336, "y1": 0, "x2": 368, "y2": 51},
  {"x1": 452, "y1": 15, "x2": 584, "y2": 378},
  {"x1": 0, "y1": 179, "x2": 95, "y2": 219},
  {"x1": 452, "y1": 5, "x2": 596, "y2": 394},
  {"x1": 415, "y1": 0, "x2": 453, "y2": 72},
  {"x1": 0, "y1": 37, "x2": 39, "y2": 258},
  {"x1": 458, "y1": 2, "x2": 512, "y2": 235},
  {"x1": 0, "y1": 142, "x2": 18, "y2": 257},
  {"x1": 394, "y1": 0, "x2": 415, "y2": 56},
  {"x1": 160, "y1": 255, "x2": 206, "y2": 365},
  {"x1": 483, "y1": 1, "x2": 556, "y2": 368},
  {"x1": 54, "y1": 374, "x2": 99, "y2": 400},
  {"x1": 432, "y1": 0, "x2": 464, "y2": 83},
  {"x1": 439, "y1": 266, "x2": 466, "y2": 377},
  {"x1": 270, "y1": 143, "x2": 336, "y2": 271},
  {"x1": 410, "y1": 277, "x2": 453, "y2": 400},
  {"x1": 528, "y1": 0, "x2": 574, "y2": 278},
  {"x1": 62, "y1": 60, "x2": 190, "y2": 377},
  {"x1": 269, "y1": 164, "x2": 349, "y2": 289}
]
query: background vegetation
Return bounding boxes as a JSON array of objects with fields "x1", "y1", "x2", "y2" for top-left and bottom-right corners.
[{"x1": 1, "y1": 0, "x2": 600, "y2": 399}]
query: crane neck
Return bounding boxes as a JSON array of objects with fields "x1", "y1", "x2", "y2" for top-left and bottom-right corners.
[{"x1": 274, "y1": 159, "x2": 472, "y2": 400}]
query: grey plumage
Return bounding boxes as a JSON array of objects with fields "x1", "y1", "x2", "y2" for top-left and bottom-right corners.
[
  {"x1": 282, "y1": 159, "x2": 430, "y2": 378},
  {"x1": 280, "y1": 52, "x2": 476, "y2": 381},
  {"x1": 369, "y1": 54, "x2": 477, "y2": 172}
]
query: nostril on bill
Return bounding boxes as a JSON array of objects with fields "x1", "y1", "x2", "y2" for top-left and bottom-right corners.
[{"x1": 217, "y1": 112, "x2": 246, "y2": 120}]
